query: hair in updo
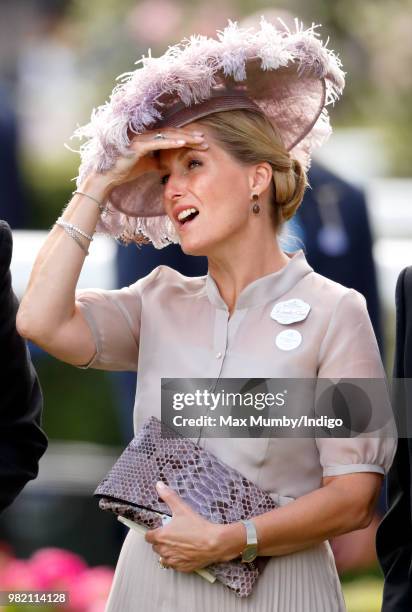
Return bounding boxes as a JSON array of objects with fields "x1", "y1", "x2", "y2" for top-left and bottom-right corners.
[{"x1": 197, "y1": 109, "x2": 308, "y2": 231}]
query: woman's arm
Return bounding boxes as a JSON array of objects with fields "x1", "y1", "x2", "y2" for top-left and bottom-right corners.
[
  {"x1": 147, "y1": 472, "x2": 383, "y2": 571},
  {"x1": 16, "y1": 128, "x2": 205, "y2": 365},
  {"x1": 215, "y1": 472, "x2": 383, "y2": 561},
  {"x1": 16, "y1": 174, "x2": 111, "y2": 366}
]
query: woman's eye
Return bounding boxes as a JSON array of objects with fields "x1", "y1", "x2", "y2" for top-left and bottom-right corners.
[
  {"x1": 160, "y1": 160, "x2": 201, "y2": 185},
  {"x1": 188, "y1": 159, "x2": 201, "y2": 169}
]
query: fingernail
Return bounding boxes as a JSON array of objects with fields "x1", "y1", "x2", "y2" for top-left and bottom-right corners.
[
  {"x1": 176, "y1": 139, "x2": 186, "y2": 144},
  {"x1": 200, "y1": 142, "x2": 209, "y2": 148},
  {"x1": 192, "y1": 131, "x2": 204, "y2": 136},
  {"x1": 156, "y1": 481, "x2": 166, "y2": 489}
]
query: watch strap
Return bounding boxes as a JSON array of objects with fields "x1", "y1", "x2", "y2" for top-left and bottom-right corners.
[
  {"x1": 240, "y1": 519, "x2": 258, "y2": 562},
  {"x1": 241, "y1": 519, "x2": 258, "y2": 546}
]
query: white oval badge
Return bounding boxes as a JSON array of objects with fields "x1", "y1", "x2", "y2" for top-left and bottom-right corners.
[
  {"x1": 270, "y1": 299, "x2": 311, "y2": 325},
  {"x1": 275, "y1": 329, "x2": 302, "y2": 351}
]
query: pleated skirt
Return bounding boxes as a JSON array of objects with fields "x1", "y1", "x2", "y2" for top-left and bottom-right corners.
[{"x1": 105, "y1": 527, "x2": 346, "y2": 612}]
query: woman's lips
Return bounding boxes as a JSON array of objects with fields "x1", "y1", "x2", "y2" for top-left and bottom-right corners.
[{"x1": 178, "y1": 213, "x2": 199, "y2": 231}]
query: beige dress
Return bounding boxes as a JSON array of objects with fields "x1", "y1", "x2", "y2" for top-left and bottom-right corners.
[{"x1": 76, "y1": 249, "x2": 396, "y2": 612}]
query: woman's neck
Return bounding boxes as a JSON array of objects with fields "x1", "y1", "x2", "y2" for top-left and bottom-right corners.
[{"x1": 207, "y1": 239, "x2": 290, "y2": 316}]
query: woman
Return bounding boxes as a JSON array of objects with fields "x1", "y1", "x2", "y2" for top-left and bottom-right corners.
[{"x1": 17, "y1": 19, "x2": 395, "y2": 611}]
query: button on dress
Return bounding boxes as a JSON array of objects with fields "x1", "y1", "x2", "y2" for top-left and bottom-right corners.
[{"x1": 75, "y1": 250, "x2": 396, "y2": 612}]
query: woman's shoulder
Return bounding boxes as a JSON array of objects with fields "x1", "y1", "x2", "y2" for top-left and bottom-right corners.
[
  {"x1": 297, "y1": 268, "x2": 368, "y2": 324},
  {"x1": 135, "y1": 265, "x2": 207, "y2": 299}
]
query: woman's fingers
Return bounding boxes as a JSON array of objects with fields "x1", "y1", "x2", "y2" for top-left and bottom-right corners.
[
  {"x1": 153, "y1": 545, "x2": 178, "y2": 566},
  {"x1": 129, "y1": 129, "x2": 208, "y2": 155},
  {"x1": 153, "y1": 544, "x2": 176, "y2": 559},
  {"x1": 140, "y1": 128, "x2": 204, "y2": 142},
  {"x1": 136, "y1": 138, "x2": 204, "y2": 155}
]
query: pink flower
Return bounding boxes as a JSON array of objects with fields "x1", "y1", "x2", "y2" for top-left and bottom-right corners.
[
  {"x1": 0, "y1": 546, "x2": 113, "y2": 611},
  {"x1": 0, "y1": 559, "x2": 40, "y2": 590},
  {"x1": 29, "y1": 548, "x2": 87, "y2": 590},
  {"x1": 67, "y1": 567, "x2": 114, "y2": 612}
]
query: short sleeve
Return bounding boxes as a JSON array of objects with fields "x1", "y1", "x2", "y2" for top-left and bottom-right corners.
[
  {"x1": 315, "y1": 289, "x2": 397, "y2": 477},
  {"x1": 75, "y1": 280, "x2": 144, "y2": 372}
]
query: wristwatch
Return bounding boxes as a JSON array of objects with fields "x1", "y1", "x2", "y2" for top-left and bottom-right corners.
[{"x1": 240, "y1": 519, "x2": 258, "y2": 563}]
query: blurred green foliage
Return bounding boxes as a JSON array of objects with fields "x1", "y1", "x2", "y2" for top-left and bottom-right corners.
[
  {"x1": 22, "y1": 157, "x2": 78, "y2": 230},
  {"x1": 342, "y1": 576, "x2": 384, "y2": 612},
  {"x1": 34, "y1": 356, "x2": 122, "y2": 445}
]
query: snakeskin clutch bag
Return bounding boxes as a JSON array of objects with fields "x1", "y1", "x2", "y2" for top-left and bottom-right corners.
[{"x1": 94, "y1": 415, "x2": 277, "y2": 597}]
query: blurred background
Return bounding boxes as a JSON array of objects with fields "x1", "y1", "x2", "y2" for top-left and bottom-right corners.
[{"x1": 0, "y1": 0, "x2": 411, "y2": 610}]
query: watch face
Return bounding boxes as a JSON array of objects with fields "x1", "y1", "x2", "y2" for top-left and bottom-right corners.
[{"x1": 242, "y1": 546, "x2": 257, "y2": 562}]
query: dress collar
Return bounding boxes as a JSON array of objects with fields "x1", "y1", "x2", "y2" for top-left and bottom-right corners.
[{"x1": 205, "y1": 249, "x2": 313, "y2": 311}]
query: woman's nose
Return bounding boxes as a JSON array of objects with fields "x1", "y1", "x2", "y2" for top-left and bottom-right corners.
[{"x1": 164, "y1": 171, "x2": 188, "y2": 202}]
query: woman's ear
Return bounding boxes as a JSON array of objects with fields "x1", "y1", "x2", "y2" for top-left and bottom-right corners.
[{"x1": 248, "y1": 162, "x2": 273, "y2": 196}]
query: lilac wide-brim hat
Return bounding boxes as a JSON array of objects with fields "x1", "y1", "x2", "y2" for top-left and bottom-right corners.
[{"x1": 72, "y1": 17, "x2": 345, "y2": 248}]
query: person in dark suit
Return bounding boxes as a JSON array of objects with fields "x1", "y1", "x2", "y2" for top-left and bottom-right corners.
[
  {"x1": 376, "y1": 267, "x2": 412, "y2": 610},
  {"x1": 0, "y1": 220, "x2": 47, "y2": 512}
]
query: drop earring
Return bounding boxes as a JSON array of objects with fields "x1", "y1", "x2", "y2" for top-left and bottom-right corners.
[{"x1": 252, "y1": 194, "x2": 260, "y2": 214}]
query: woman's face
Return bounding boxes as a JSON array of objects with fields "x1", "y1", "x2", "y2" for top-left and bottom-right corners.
[{"x1": 158, "y1": 122, "x2": 255, "y2": 257}]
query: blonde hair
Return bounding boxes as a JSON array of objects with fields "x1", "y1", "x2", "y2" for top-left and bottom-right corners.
[{"x1": 197, "y1": 110, "x2": 308, "y2": 231}]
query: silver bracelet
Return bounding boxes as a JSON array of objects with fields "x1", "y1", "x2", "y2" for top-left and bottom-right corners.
[
  {"x1": 56, "y1": 222, "x2": 89, "y2": 255},
  {"x1": 73, "y1": 190, "x2": 106, "y2": 214},
  {"x1": 56, "y1": 218, "x2": 94, "y2": 242}
]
